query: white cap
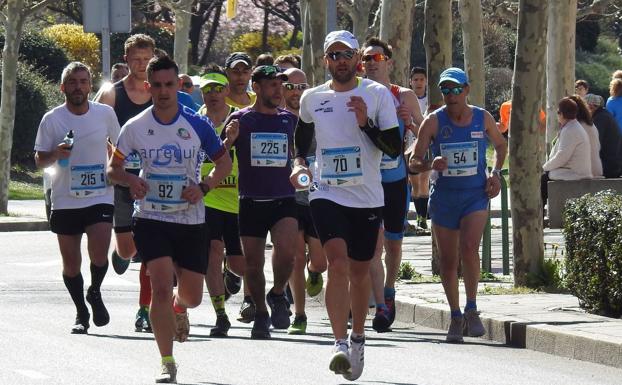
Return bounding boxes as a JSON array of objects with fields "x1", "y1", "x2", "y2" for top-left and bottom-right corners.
[{"x1": 324, "y1": 30, "x2": 359, "y2": 52}]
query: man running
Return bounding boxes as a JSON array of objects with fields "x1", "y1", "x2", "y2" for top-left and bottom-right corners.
[
  {"x1": 291, "y1": 30, "x2": 400, "y2": 380},
  {"x1": 108, "y1": 55, "x2": 231, "y2": 383},
  {"x1": 34, "y1": 62, "x2": 120, "y2": 334},
  {"x1": 362, "y1": 37, "x2": 422, "y2": 332},
  {"x1": 409, "y1": 67, "x2": 507, "y2": 343},
  {"x1": 197, "y1": 65, "x2": 245, "y2": 337},
  {"x1": 282, "y1": 67, "x2": 327, "y2": 335},
  {"x1": 226, "y1": 65, "x2": 298, "y2": 339},
  {"x1": 96, "y1": 34, "x2": 156, "y2": 333}
]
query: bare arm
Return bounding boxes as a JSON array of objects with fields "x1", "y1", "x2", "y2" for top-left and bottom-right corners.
[
  {"x1": 34, "y1": 142, "x2": 72, "y2": 169},
  {"x1": 95, "y1": 84, "x2": 116, "y2": 107},
  {"x1": 408, "y1": 114, "x2": 439, "y2": 173},
  {"x1": 484, "y1": 111, "x2": 508, "y2": 170}
]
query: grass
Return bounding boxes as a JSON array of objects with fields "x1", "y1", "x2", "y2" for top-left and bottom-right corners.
[
  {"x1": 479, "y1": 284, "x2": 540, "y2": 295},
  {"x1": 9, "y1": 164, "x2": 44, "y2": 200}
]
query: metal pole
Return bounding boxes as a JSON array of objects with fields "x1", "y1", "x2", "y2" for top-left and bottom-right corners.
[
  {"x1": 482, "y1": 205, "x2": 492, "y2": 273},
  {"x1": 501, "y1": 169, "x2": 510, "y2": 275},
  {"x1": 101, "y1": 0, "x2": 111, "y2": 80},
  {"x1": 325, "y1": 0, "x2": 337, "y2": 82}
]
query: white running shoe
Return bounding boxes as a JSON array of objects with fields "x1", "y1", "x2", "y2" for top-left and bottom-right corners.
[
  {"x1": 155, "y1": 361, "x2": 177, "y2": 383},
  {"x1": 329, "y1": 340, "x2": 351, "y2": 376},
  {"x1": 343, "y1": 333, "x2": 365, "y2": 381}
]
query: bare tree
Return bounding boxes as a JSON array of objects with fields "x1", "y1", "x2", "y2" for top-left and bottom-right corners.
[
  {"x1": 459, "y1": 0, "x2": 485, "y2": 107},
  {"x1": 379, "y1": 0, "x2": 415, "y2": 86},
  {"x1": 307, "y1": 0, "x2": 326, "y2": 85},
  {"x1": 510, "y1": 0, "x2": 548, "y2": 286},
  {"x1": 162, "y1": 0, "x2": 194, "y2": 73},
  {"x1": 190, "y1": 1, "x2": 225, "y2": 65},
  {"x1": 0, "y1": 0, "x2": 58, "y2": 215},
  {"x1": 251, "y1": 0, "x2": 302, "y2": 48},
  {"x1": 339, "y1": 0, "x2": 376, "y2": 43}
]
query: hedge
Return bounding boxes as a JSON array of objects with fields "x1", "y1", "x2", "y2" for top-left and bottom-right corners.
[{"x1": 563, "y1": 190, "x2": 622, "y2": 318}]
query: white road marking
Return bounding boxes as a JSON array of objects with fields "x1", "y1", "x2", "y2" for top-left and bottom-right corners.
[
  {"x1": 14, "y1": 369, "x2": 49, "y2": 379},
  {"x1": 8, "y1": 260, "x2": 60, "y2": 267}
]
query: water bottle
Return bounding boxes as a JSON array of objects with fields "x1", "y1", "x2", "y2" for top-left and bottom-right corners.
[
  {"x1": 58, "y1": 130, "x2": 74, "y2": 168},
  {"x1": 297, "y1": 172, "x2": 310, "y2": 188}
]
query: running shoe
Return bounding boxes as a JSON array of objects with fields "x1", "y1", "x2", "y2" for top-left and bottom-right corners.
[
  {"x1": 251, "y1": 311, "x2": 271, "y2": 339},
  {"x1": 85, "y1": 287, "x2": 109, "y2": 327},
  {"x1": 209, "y1": 313, "x2": 231, "y2": 337},
  {"x1": 266, "y1": 289, "x2": 291, "y2": 329},
  {"x1": 403, "y1": 223, "x2": 418, "y2": 237},
  {"x1": 464, "y1": 308, "x2": 486, "y2": 337},
  {"x1": 135, "y1": 307, "x2": 152, "y2": 333},
  {"x1": 287, "y1": 314, "x2": 307, "y2": 335},
  {"x1": 305, "y1": 268, "x2": 323, "y2": 297},
  {"x1": 111, "y1": 250, "x2": 130, "y2": 275},
  {"x1": 71, "y1": 312, "x2": 90, "y2": 334},
  {"x1": 237, "y1": 297, "x2": 255, "y2": 323},
  {"x1": 329, "y1": 340, "x2": 351, "y2": 376},
  {"x1": 344, "y1": 334, "x2": 365, "y2": 381},
  {"x1": 446, "y1": 316, "x2": 464, "y2": 343},
  {"x1": 155, "y1": 362, "x2": 177, "y2": 383},
  {"x1": 174, "y1": 312, "x2": 190, "y2": 342},
  {"x1": 372, "y1": 306, "x2": 391, "y2": 333},
  {"x1": 223, "y1": 265, "x2": 241, "y2": 296},
  {"x1": 131, "y1": 253, "x2": 142, "y2": 263},
  {"x1": 418, "y1": 216, "x2": 429, "y2": 230},
  {"x1": 385, "y1": 293, "x2": 396, "y2": 324}
]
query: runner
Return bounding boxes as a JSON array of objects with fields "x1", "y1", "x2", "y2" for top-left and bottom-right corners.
[
  {"x1": 197, "y1": 65, "x2": 245, "y2": 337},
  {"x1": 362, "y1": 37, "x2": 422, "y2": 333},
  {"x1": 282, "y1": 68, "x2": 327, "y2": 335},
  {"x1": 226, "y1": 65, "x2": 298, "y2": 339},
  {"x1": 107, "y1": 55, "x2": 231, "y2": 383},
  {"x1": 34, "y1": 62, "x2": 120, "y2": 334},
  {"x1": 96, "y1": 34, "x2": 156, "y2": 333},
  {"x1": 408, "y1": 67, "x2": 507, "y2": 343},
  {"x1": 291, "y1": 30, "x2": 401, "y2": 380}
]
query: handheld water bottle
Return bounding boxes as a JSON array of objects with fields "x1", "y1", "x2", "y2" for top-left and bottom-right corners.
[
  {"x1": 297, "y1": 172, "x2": 310, "y2": 188},
  {"x1": 58, "y1": 130, "x2": 74, "y2": 168}
]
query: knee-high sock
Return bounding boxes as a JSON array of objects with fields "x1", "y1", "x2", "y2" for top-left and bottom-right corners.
[
  {"x1": 63, "y1": 273, "x2": 89, "y2": 316},
  {"x1": 89, "y1": 261, "x2": 108, "y2": 291}
]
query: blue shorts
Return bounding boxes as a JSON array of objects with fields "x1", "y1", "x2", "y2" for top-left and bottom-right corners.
[{"x1": 429, "y1": 186, "x2": 488, "y2": 230}]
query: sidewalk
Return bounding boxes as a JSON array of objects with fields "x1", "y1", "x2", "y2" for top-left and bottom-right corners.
[{"x1": 2, "y1": 199, "x2": 621, "y2": 369}]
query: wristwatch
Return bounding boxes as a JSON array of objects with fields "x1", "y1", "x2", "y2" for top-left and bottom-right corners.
[
  {"x1": 199, "y1": 182, "x2": 211, "y2": 195},
  {"x1": 491, "y1": 169, "x2": 502, "y2": 178}
]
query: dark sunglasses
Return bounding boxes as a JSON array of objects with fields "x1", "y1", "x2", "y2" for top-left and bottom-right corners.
[
  {"x1": 203, "y1": 84, "x2": 225, "y2": 93},
  {"x1": 362, "y1": 53, "x2": 387, "y2": 62},
  {"x1": 182, "y1": 82, "x2": 193, "y2": 88},
  {"x1": 326, "y1": 49, "x2": 356, "y2": 61},
  {"x1": 283, "y1": 82, "x2": 309, "y2": 91},
  {"x1": 440, "y1": 86, "x2": 464, "y2": 95}
]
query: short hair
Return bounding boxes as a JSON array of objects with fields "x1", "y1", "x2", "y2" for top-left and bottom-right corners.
[
  {"x1": 610, "y1": 78, "x2": 622, "y2": 97},
  {"x1": 203, "y1": 63, "x2": 226, "y2": 77},
  {"x1": 575, "y1": 79, "x2": 589, "y2": 89},
  {"x1": 146, "y1": 55, "x2": 179, "y2": 82},
  {"x1": 274, "y1": 54, "x2": 300, "y2": 69},
  {"x1": 124, "y1": 34, "x2": 155, "y2": 55},
  {"x1": 363, "y1": 36, "x2": 392, "y2": 58},
  {"x1": 568, "y1": 95, "x2": 593, "y2": 125},
  {"x1": 410, "y1": 66, "x2": 426, "y2": 77},
  {"x1": 558, "y1": 97, "x2": 578, "y2": 120},
  {"x1": 111, "y1": 62, "x2": 128, "y2": 71},
  {"x1": 612, "y1": 70, "x2": 622, "y2": 80},
  {"x1": 154, "y1": 48, "x2": 168, "y2": 58},
  {"x1": 61, "y1": 61, "x2": 91, "y2": 84},
  {"x1": 255, "y1": 53, "x2": 274, "y2": 66}
]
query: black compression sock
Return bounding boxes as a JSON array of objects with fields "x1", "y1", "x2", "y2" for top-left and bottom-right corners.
[
  {"x1": 89, "y1": 261, "x2": 109, "y2": 291},
  {"x1": 63, "y1": 273, "x2": 89, "y2": 316}
]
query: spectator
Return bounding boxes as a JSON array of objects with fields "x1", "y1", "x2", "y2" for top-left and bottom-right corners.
[
  {"x1": 612, "y1": 70, "x2": 622, "y2": 80},
  {"x1": 606, "y1": 77, "x2": 622, "y2": 133},
  {"x1": 575, "y1": 79, "x2": 589, "y2": 99},
  {"x1": 568, "y1": 95, "x2": 602, "y2": 178},
  {"x1": 255, "y1": 53, "x2": 274, "y2": 66},
  {"x1": 497, "y1": 100, "x2": 545, "y2": 136},
  {"x1": 585, "y1": 93, "x2": 622, "y2": 178}
]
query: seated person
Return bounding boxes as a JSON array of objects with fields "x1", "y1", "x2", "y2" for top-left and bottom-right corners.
[
  {"x1": 585, "y1": 93, "x2": 622, "y2": 178},
  {"x1": 568, "y1": 95, "x2": 602, "y2": 178}
]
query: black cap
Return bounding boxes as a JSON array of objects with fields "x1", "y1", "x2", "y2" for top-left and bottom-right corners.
[
  {"x1": 225, "y1": 52, "x2": 252, "y2": 69},
  {"x1": 251, "y1": 65, "x2": 288, "y2": 82}
]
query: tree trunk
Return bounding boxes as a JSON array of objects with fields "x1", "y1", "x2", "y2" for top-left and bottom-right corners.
[
  {"x1": 301, "y1": 0, "x2": 314, "y2": 83},
  {"x1": 308, "y1": 0, "x2": 327, "y2": 85},
  {"x1": 199, "y1": 2, "x2": 223, "y2": 66},
  {"x1": 424, "y1": 0, "x2": 452, "y2": 110},
  {"x1": 341, "y1": 0, "x2": 375, "y2": 44},
  {"x1": 379, "y1": 0, "x2": 414, "y2": 86},
  {"x1": 546, "y1": 0, "x2": 577, "y2": 146},
  {"x1": 171, "y1": 0, "x2": 194, "y2": 73},
  {"x1": 0, "y1": 0, "x2": 27, "y2": 215},
  {"x1": 510, "y1": 0, "x2": 548, "y2": 287},
  {"x1": 459, "y1": 0, "x2": 485, "y2": 107},
  {"x1": 189, "y1": 2, "x2": 210, "y2": 65},
  {"x1": 262, "y1": 6, "x2": 270, "y2": 52}
]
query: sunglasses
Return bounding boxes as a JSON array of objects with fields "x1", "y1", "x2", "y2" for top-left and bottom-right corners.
[
  {"x1": 362, "y1": 53, "x2": 387, "y2": 62},
  {"x1": 440, "y1": 86, "x2": 464, "y2": 95},
  {"x1": 182, "y1": 82, "x2": 193, "y2": 88},
  {"x1": 203, "y1": 84, "x2": 225, "y2": 93},
  {"x1": 326, "y1": 49, "x2": 356, "y2": 61},
  {"x1": 283, "y1": 82, "x2": 309, "y2": 91}
]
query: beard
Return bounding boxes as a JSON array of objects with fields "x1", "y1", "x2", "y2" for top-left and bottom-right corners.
[
  {"x1": 65, "y1": 91, "x2": 88, "y2": 107},
  {"x1": 261, "y1": 95, "x2": 281, "y2": 109},
  {"x1": 330, "y1": 63, "x2": 357, "y2": 84},
  {"x1": 285, "y1": 96, "x2": 300, "y2": 110}
]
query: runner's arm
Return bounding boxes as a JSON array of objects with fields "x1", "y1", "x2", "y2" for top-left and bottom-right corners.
[
  {"x1": 294, "y1": 119, "x2": 315, "y2": 166},
  {"x1": 360, "y1": 121, "x2": 401, "y2": 158},
  {"x1": 201, "y1": 149, "x2": 232, "y2": 193}
]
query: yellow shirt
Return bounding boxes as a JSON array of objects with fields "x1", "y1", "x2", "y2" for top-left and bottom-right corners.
[{"x1": 225, "y1": 92, "x2": 256, "y2": 109}]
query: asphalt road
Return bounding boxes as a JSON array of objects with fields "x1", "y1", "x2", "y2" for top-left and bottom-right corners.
[{"x1": 1, "y1": 231, "x2": 621, "y2": 385}]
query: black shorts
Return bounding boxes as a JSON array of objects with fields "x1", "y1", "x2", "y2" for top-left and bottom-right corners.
[
  {"x1": 296, "y1": 203, "x2": 318, "y2": 239},
  {"x1": 310, "y1": 199, "x2": 382, "y2": 261},
  {"x1": 205, "y1": 206, "x2": 243, "y2": 256},
  {"x1": 133, "y1": 218, "x2": 208, "y2": 274},
  {"x1": 113, "y1": 185, "x2": 134, "y2": 233},
  {"x1": 50, "y1": 204, "x2": 114, "y2": 235},
  {"x1": 238, "y1": 197, "x2": 297, "y2": 238},
  {"x1": 382, "y1": 177, "x2": 408, "y2": 235}
]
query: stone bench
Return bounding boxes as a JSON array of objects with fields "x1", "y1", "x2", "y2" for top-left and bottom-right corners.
[{"x1": 548, "y1": 178, "x2": 622, "y2": 228}]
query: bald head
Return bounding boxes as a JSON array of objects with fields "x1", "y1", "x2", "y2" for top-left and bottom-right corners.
[
  {"x1": 284, "y1": 68, "x2": 307, "y2": 83},
  {"x1": 282, "y1": 68, "x2": 308, "y2": 114}
]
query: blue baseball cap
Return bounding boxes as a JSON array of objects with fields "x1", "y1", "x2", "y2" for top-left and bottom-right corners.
[{"x1": 438, "y1": 67, "x2": 468, "y2": 86}]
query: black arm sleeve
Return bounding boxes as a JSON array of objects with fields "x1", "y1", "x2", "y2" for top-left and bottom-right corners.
[
  {"x1": 361, "y1": 122, "x2": 401, "y2": 158},
  {"x1": 294, "y1": 119, "x2": 315, "y2": 160}
]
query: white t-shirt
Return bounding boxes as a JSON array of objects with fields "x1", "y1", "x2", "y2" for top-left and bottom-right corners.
[
  {"x1": 114, "y1": 105, "x2": 225, "y2": 225},
  {"x1": 34, "y1": 102, "x2": 120, "y2": 210},
  {"x1": 417, "y1": 93, "x2": 428, "y2": 116},
  {"x1": 299, "y1": 77, "x2": 399, "y2": 208}
]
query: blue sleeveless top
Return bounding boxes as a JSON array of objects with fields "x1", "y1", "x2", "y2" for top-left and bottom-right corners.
[
  {"x1": 431, "y1": 106, "x2": 488, "y2": 189},
  {"x1": 380, "y1": 85, "x2": 407, "y2": 183}
]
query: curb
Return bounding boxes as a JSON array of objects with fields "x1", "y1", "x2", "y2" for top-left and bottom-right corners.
[{"x1": 0, "y1": 220, "x2": 49, "y2": 232}]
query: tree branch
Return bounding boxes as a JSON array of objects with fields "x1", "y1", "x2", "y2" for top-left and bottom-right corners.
[
  {"x1": 340, "y1": 0, "x2": 353, "y2": 15},
  {"x1": 25, "y1": 0, "x2": 58, "y2": 17},
  {"x1": 577, "y1": 0, "x2": 616, "y2": 19}
]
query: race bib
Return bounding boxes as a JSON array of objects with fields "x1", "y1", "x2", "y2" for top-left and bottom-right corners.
[
  {"x1": 144, "y1": 173, "x2": 188, "y2": 212},
  {"x1": 320, "y1": 146, "x2": 362, "y2": 186},
  {"x1": 70, "y1": 164, "x2": 106, "y2": 198},
  {"x1": 380, "y1": 153, "x2": 399, "y2": 170},
  {"x1": 251, "y1": 132, "x2": 288, "y2": 167},
  {"x1": 440, "y1": 141, "x2": 478, "y2": 176}
]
